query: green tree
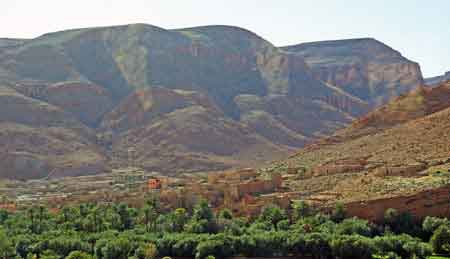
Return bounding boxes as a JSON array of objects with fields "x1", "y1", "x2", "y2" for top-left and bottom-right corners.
[
  {"x1": 292, "y1": 200, "x2": 312, "y2": 221},
  {"x1": 173, "y1": 208, "x2": 188, "y2": 232},
  {"x1": 135, "y1": 243, "x2": 158, "y2": 259},
  {"x1": 331, "y1": 235, "x2": 374, "y2": 259},
  {"x1": 423, "y1": 217, "x2": 449, "y2": 235},
  {"x1": 99, "y1": 237, "x2": 132, "y2": 259},
  {"x1": 331, "y1": 202, "x2": 346, "y2": 222},
  {"x1": 336, "y1": 217, "x2": 372, "y2": 236},
  {"x1": 65, "y1": 251, "x2": 94, "y2": 259},
  {"x1": 218, "y1": 209, "x2": 233, "y2": 220},
  {"x1": 141, "y1": 205, "x2": 157, "y2": 232},
  {"x1": 186, "y1": 200, "x2": 216, "y2": 233},
  {"x1": 431, "y1": 224, "x2": 450, "y2": 254},
  {"x1": 15, "y1": 236, "x2": 31, "y2": 259},
  {"x1": 384, "y1": 208, "x2": 399, "y2": 227},
  {"x1": 0, "y1": 209, "x2": 8, "y2": 225},
  {"x1": 258, "y1": 205, "x2": 287, "y2": 228},
  {"x1": 402, "y1": 241, "x2": 432, "y2": 259},
  {"x1": 0, "y1": 228, "x2": 14, "y2": 259}
]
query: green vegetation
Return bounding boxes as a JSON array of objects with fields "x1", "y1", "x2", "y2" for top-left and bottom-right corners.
[{"x1": 0, "y1": 201, "x2": 449, "y2": 259}]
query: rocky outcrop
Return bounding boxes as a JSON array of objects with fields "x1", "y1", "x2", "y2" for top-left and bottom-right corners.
[
  {"x1": 101, "y1": 87, "x2": 221, "y2": 133},
  {"x1": 0, "y1": 122, "x2": 107, "y2": 179},
  {"x1": 42, "y1": 81, "x2": 114, "y2": 126},
  {"x1": 343, "y1": 185, "x2": 450, "y2": 222},
  {"x1": 425, "y1": 71, "x2": 450, "y2": 86},
  {"x1": 0, "y1": 85, "x2": 92, "y2": 136},
  {"x1": 343, "y1": 80, "x2": 450, "y2": 138},
  {"x1": 282, "y1": 38, "x2": 424, "y2": 107},
  {"x1": 0, "y1": 85, "x2": 106, "y2": 179}
]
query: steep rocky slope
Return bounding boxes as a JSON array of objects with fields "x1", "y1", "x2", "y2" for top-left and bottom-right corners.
[
  {"x1": 266, "y1": 82, "x2": 450, "y2": 210},
  {"x1": 282, "y1": 38, "x2": 424, "y2": 106},
  {"x1": 0, "y1": 24, "x2": 425, "y2": 179},
  {"x1": 0, "y1": 85, "x2": 107, "y2": 179},
  {"x1": 336, "y1": 80, "x2": 450, "y2": 139},
  {"x1": 101, "y1": 88, "x2": 294, "y2": 173}
]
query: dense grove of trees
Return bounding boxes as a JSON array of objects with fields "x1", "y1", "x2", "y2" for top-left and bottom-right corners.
[{"x1": 0, "y1": 200, "x2": 449, "y2": 259}]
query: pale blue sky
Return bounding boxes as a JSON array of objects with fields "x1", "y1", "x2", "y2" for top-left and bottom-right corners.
[{"x1": 2, "y1": 0, "x2": 449, "y2": 77}]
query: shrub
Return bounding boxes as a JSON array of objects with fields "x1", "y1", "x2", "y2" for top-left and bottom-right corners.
[
  {"x1": 331, "y1": 202, "x2": 346, "y2": 222},
  {"x1": 431, "y1": 224, "x2": 450, "y2": 254},
  {"x1": 336, "y1": 217, "x2": 373, "y2": 237},
  {"x1": 331, "y1": 235, "x2": 374, "y2": 259},
  {"x1": 65, "y1": 251, "x2": 94, "y2": 259}
]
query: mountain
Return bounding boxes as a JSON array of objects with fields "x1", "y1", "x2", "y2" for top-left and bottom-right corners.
[
  {"x1": 345, "y1": 80, "x2": 450, "y2": 136},
  {"x1": 0, "y1": 24, "x2": 424, "y2": 179},
  {"x1": 282, "y1": 38, "x2": 424, "y2": 107},
  {"x1": 0, "y1": 84, "x2": 107, "y2": 179},
  {"x1": 0, "y1": 38, "x2": 27, "y2": 48},
  {"x1": 265, "y1": 80, "x2": 450, "y2": 207},
  {"x1": 425, "y1": 71, "x2": 450, "y2": 86}
]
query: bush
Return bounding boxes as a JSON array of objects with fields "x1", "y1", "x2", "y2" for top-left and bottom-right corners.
[
  {"x1": 373, "y1": 234, "x2": 429, "y2": 259},
  {"x1": 65, "y1": 251, "x2": 94, "y2": 259},
  {"x1": 292, "y1": 200, "x2": 312, "y2": 221},
  {"x1": 431, "y1": 224, "x2": 450, "y2": 254},
  {"x1": 331, "y1": 202, "x2": 346, "y2": 222},
  {"x1": 331, "y1": 235, "x2": 374, "y2": 259},
  {"x1": 258, "y1": 205, "x2": 287, "y2": 227},
  {"x1": 423, "y1": 217, "x2": 450, "y2": 235},
  {"x1": 336, "y1": 217, "x2": 372, "y2": 237},
  {"x1": 135, "y1": 243, "x2": 158, "y2": 259}
]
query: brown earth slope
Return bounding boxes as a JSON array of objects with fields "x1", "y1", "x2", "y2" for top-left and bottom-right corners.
[
  {"x1": 335, "y1": 80, "x2": 450, "y2": 140},
  {"x1": 265, "y1": 82, "x2": 450, "y2": 208},
  {"x1": 0, "y1": 85, "x2": 107, "y2": 179},
  {"x1": 102, "y1": 88, "x2": 293, "y2": 174}
]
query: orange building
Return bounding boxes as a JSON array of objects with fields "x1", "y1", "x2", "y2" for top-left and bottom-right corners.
[
  {"x1": 148, "y1": 178, "x2": 162, "y2": 190},
  {"x1": 0, "y1": 203, "x2": 16, "y2": 212}
]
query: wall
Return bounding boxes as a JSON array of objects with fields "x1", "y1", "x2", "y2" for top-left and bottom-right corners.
[
  {"x1": 373, "y1": 164, "x2": 426, "y2": 177},
  {"x1": 342, "y1": 184, "x2": 450, "y2": 222}
]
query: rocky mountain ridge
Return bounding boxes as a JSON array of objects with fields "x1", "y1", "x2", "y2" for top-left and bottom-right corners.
[
  {"x1": 282, "y1": 38, "x2": 424, "y2": 106},
  {"x1": 0, "y1": 24, "x2": 424, "y2": 179},
  {"x1": 425, "y1": 71, "x2": 450, "y2": 86}
]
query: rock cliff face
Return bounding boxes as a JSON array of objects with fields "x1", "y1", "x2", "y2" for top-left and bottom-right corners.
[
  {"x1": 0, "y1": 85, "x2": 107, "y2": 179},
  {"x1": 344, "y1": 185, "x2": 450, "y2": 222},
  {"x1": 425, "y1": 71, "x2": 450, "y2": 86},
  {"x1": 282, "y1": 38, "x2": 424, "y2": 107},
  {"x1": 0, "y1": 24, "x2": 425, "y2": 179}
]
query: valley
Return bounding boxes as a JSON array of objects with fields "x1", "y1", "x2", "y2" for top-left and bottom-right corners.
[{"x1": 0, "y1": 22, "x2": 449, "y2": 228}]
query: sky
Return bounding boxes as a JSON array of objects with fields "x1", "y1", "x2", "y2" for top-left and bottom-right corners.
[{"x1": 2, "y1": 0, "x2": 449, "y2": 77}]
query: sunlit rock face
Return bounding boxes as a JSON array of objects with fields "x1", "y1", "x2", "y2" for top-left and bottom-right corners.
[{"x1": 283, "y1": 38, "x2": 424, "y2": 107}]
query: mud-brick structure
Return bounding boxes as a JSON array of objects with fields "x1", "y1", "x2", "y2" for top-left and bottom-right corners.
[
  {"x1": 147, "y1": 178, "x2": 162, "y2": 189},
  {"x1": 207, "y1": 168, "x2": 258, "y2": 184},
  {"x1": 311, "y1": 158, "x2": 368, "y2": 177},
  {"x1": 153, "y1": 168, "x2": 288, "y2": 215},
  {"x1": 0, "y1": 202, "x2": 16, "y2": 212},
  {"x1": 224, "y1": 172, "x2": 283, "y2": 202},
  {"x1": 373, "y1": 163, "x2": 427, "y2": 177}
]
